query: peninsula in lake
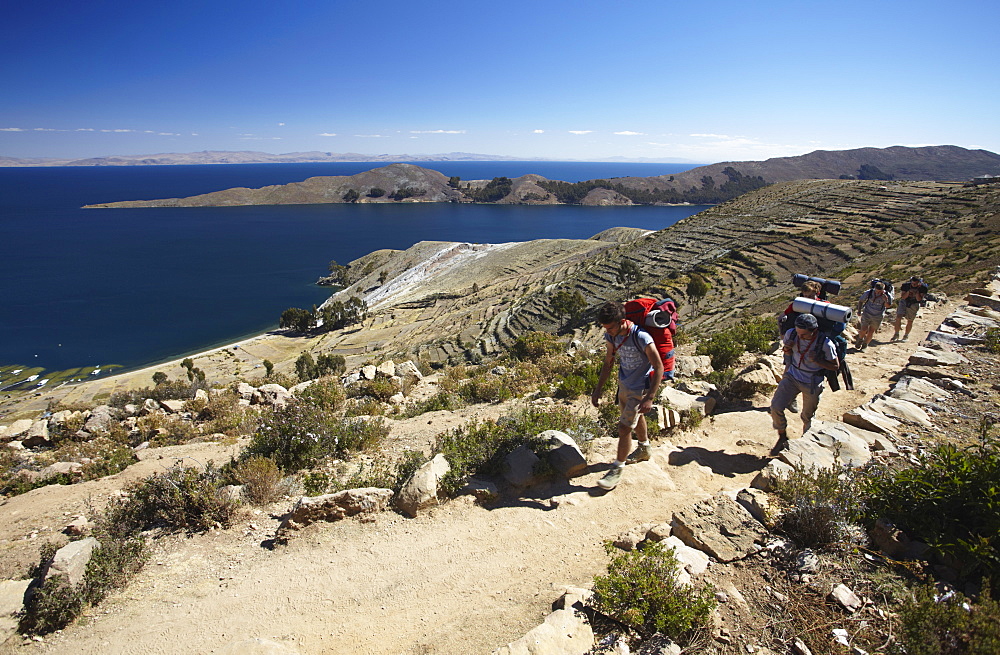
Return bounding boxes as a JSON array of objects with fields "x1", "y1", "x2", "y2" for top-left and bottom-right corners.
[{"x1": 83, "y1": 145, "x2": 1000, "y2": 210}]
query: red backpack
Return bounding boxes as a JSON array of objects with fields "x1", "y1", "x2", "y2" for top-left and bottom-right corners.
[{"x1": 623, "y1": 298, "x2": 678, "y2": 376}]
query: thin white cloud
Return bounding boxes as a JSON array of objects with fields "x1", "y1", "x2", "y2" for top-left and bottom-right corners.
[
  {"x1": 1, "y1": 127, "x2": 25, "y2": 131},
  {"x1": 409, "y1": 129, "x2": 466, "y2": 134},
  {"x1": 278, "y1": 122, "x2": 285, "y2": 127},
  {"x1": 100, "y1": 129, "x2": 135, "y2": 133},
  {"x1": 569, "y1": 130, "x2": 593, "y2": 135},
  {"x1": 239, "y1": 136, "x2": 282, "y2": 140},
  {"x1": 355, "y1": 134, "x2": 387, "y2": 138},
  {"x1": 34, "y1": 127, "x2": 63, "y2": 132},
  {"x1": 76, "y1": 128, "x2": 95, "y2": 131},
  {"x1": 533, "y1": 129, "x2": 544, "y2": 134},
  {"x1": 614, "y1": 131, "x2": 645, "y2": 136},
  {"x1": 317, "y1": 132, "x2": 338, "y2": 137},
  {"x1": 158, "y1": 132, "x2": 179, "y2": 136},
  {"x1": 690, "y1": 133, "x2": 730, "y2": 139}
]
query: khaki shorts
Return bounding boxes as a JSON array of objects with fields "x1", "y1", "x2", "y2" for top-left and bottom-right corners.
[
  {"x1": 617, "y1": 386, "x2": 647, "y2": 429},
  {"x1": 859, "y1": 313, "x2": 883, "y2": 331},
  {"x1": 900, "y1": 302, "x2": 919, "y2": 322}
]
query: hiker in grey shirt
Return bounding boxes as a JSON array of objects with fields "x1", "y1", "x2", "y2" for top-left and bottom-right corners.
[
  {"x1": 591, "y1": 301, "x2": 664, "y2": 491},
  {"x1": 855, "y1": 282, "x2": 892, "y2": 351},
  {"x1": 769, "y1": 313, "x2": 839, "y2": 455}
]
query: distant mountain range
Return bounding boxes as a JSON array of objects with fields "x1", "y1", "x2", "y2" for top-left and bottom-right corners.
[
  {"x1": 0, "y1": 150, "x2": 697, "y2": 167},
  {"x1": 83, "y1": 146, "x2": 1000, "y2": 210}
]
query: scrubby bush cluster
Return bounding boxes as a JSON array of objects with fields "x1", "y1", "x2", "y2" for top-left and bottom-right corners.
[
  {"x1": 593, "y1": 540, "x2": 716, "y2": 645},
  {"x1": 246, "y1": 400, "x2": 388, "y2": 472},
  {"x1": 694, "y1": 315, "x2": 774, "y2": 370}
]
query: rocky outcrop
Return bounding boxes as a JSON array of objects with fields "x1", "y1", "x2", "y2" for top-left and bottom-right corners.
[
  {"x1": 276, "y1": 488, "x2": 393, "y2": 539},
  {"x1": 671, "y1": 493, "x2": 768, "y2": 562},
  {"x1": 396, "y1": 454, "x2": 450, "y2": 518}
]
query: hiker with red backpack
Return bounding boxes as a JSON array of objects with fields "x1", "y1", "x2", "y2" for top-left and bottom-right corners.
[{"x1": 590, "y1": 301, "x2": 665, "y2": 491}]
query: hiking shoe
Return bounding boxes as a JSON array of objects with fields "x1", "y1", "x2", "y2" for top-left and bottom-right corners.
[
  {"x1": 891, "y1": 332, "x2": 900, "y2": 342},
  {"x1": 901, "y1": 334, "x2": 909, "y2": 342},
  {"x1": 627, "y1": 444, "x2": 651, "y2": 464},
  {"x1": 597, "y1": 466, "x2": 624, "y2": 490},
  {"x1": 859, "y1": 343, "x2": 868, "y2": 352},
  {"x1": 770, "y1": 434, "x2": 789, "y2": 457}
]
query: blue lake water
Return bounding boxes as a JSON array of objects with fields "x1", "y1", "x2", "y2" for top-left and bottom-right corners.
[{"x1": 0, "y1": 161, "x2": 707, "y2": 373}]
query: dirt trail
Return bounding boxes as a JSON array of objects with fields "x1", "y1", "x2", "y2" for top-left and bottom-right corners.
[{"x1": 2, "y1": 302, "x2": 953, "y2": 655}]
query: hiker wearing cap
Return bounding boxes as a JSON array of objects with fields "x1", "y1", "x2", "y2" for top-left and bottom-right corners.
[
  {"x1": 892, "y1": 275, "x2": 928, "y2": 342},
  {"x1": 856, "y1": 282, "x2": 892, "y2": 351},
  {"x1": 591, "y1": 301, "x2": 665, "y2": 491},
  {"x1": 769, "y1": 312, "x2": 840, "y2": 455}
]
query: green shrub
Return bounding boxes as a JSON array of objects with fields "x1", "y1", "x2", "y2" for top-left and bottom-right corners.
[
  {"x1": 247, "y1": 402, "x2": 388, "y2": 471},
  {"x1": 458, "y1": 375, "x2": 513, "y2": 403},
  {"x1": 864, "y1": 426, "x2": 1000, "y2": 584},
  {"x1": 109, "y1": 378, "x2": 208, "y2": 408},
  {"x1": 435, "y1": 406, "x2": 596, "y2": 496},
  {"x1": 592, "y1": 540, "x2": 716, "y2": 644},
  {"x1": 985, "y1": 327, "x2": 1000, "y2": 354},
  {"x1": 895, "y1": 584, "x2": 1000, "y2": 655},
  {"x1": 775, "y1": 464, "x2": 865, "y2": 548},
  {"x1": 401, "y1": 391, "x2": 464, "y2": 417},
  {"x1": 19, "y1": 528, "x2": 148, "y2": 635},
  {"x1": 231, "y1": 455, "x2": 283, "y2": 505},
  {"x1": 200, "y1": 390, "x2": 259, "y2": 438},
  {"x1": 511, "y1": 331, "x2": 562, "y2": 360},
  {"x1": 297, "y1": 376, "x2": 346, "y2": 410},
  {"x1": 102, "y1": 464, "x2": 239, "y2": 536},
  {"x1": 695, "y1": 315, "x2": 775, "y2": 370},
  {"x1": 348, "y1": 378, "x2": 399, "y2": 401}
]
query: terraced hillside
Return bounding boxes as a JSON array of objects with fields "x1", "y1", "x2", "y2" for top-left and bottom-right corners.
[
  {"x1": 499, "y1": 179, "x2": 1000, "y2": 347},
  {"x1": 315, "y1": 179, "x2": 999, "y2": 366}
]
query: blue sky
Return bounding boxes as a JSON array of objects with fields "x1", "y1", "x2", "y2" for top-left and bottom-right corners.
[{"x1": 3, "y1": 0, "x2": 998, "y2": 162}]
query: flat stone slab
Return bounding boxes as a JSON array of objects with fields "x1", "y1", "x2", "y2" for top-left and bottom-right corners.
[
  {"x1": 890, "y1": 376, "x2": 953, "y2": 408},
  {"x1": 843, "y1": 406, "x2": 900, "y2": 436},
  {"x1": 966, "y1": 293, "x2": 1000, "y2": 311},
  {"x1": 901, "y1": 365, "x2": 976, "y2": 382},
  {"x1": 908, "y1": 348, "x2": 968, "y2": 367},
  {"x1": 671, "y1": 493, "x2": 767, "y2": 562},
  {"x1": 867, "y1": 396, "x2": 932, "y2": 427}
]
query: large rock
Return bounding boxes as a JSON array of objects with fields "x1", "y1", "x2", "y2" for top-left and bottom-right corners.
[
  {"x1": 83, "y1": 405, "x2": 115, "y2": 433},
  {"x1": 46, "y1": 537, "x2": 99, "y2": 587},
  {"x1": 503, "y1": 444, "x2": 542, "y2": 488},
  {"x1": 375, "y1": 361, "x2": 396, "y2": 378},
  {"x1": 908, "y1": 348, "x2": 968, "y2": 367},
  {"x1": 903, "y1": 364, "x2": 976, "y2": 382},
  {"x1": 542, "y1": 430, "x2": 588, "y2": 478},
  {"x1": 396, "y1": 454, "x2": 450, "y2": 517},
  {"x1": 673, "y1": 355, "x2": 713, "y2": 378},
  {"x1": 800, "y1": 422, "x2": 871, "y2": 467},
  {"x1": 237, "y1": 382, "x2": 257, "y2": 400},
  {"x1": 671, "y1": 493, "x2": 767, "y2": 562},
  {"x1": 493, "y1": 608, "x2": 594, "y2": 655},
  {"x1": 889, "y1": 375, "x2": 951, "y2": 407},
  {"x1": 867, "y1": 395, "x2": 932, "y2": 427},
  {"x1": 277, "y1": 488, "x2": 393, "y2": 537},
  {"x1": 21, "y1": 420, "x2": 52, "y2": 448},
  {"x1": 160, "y1": 399, "x2": 186, "y2": 413},
  {"x1": 396, "y1": 360, "x2": 423, "y2": 380},
  {"x1": 843, "y1": 406, "x2": 901, "y2": 436},
  {"x1": 751, "y1": 458, "x2": 794, "y2": 491},
  {"x1": 360, "y1": 365, "x2": 378, "y2": 381},
  {"x1": 728, "y1": 364, "x2": 779, "y2": 397},
  {"x1": 1, "y1": 419, "x2": 34, "y2": 441},
  {"x1": 257, "y1": 384, "x2": 292, "y2": 408},
  {"x1": 658, "y1": 386, "x2": 716, "y2": 418},
  {"x1": 966, "y1": 293, "x2": 1000, "y2": 311},
  {"x1": 0, "y1": 579, "x2": 32, "y2": 642},
  {"x1": 662, "y1": 535, "x2": 711, "y2": 575}
]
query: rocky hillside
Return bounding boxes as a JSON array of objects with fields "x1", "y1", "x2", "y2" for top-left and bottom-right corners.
[{"x1": 82, "y1": 146, "x2": 1000, "y2": 209}]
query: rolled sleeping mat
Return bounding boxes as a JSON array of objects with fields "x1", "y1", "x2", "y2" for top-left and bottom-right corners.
[
  {"x1": 792, "y1": 297, "x2": 853, "y2": 324},
  {"x1": 644, "y1": 309, "x2": 672, "y2": 329},
  {"x1": 791, "y1": 274, "x2": 842, "y2": 296}
]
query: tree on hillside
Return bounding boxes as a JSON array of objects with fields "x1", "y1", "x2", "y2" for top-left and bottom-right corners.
[
  {"x1": 280, "y1": 307, "x2": 313, "y2": 332},
  {"x1": 342, "y1": 189, "x2": 360, "y2": 203},
  {"x1": 367, "y1": 187, "x2": 385, "y2": 198},
  {"x1": 551, "y1": 288, "x2": 588, "y2": 327},
  {"x1": 687, "y1": 274, "x2": 710, "y2": 302},
  {"x1": 618, "y1": 260, "x2": 643, "y2": 293}
]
